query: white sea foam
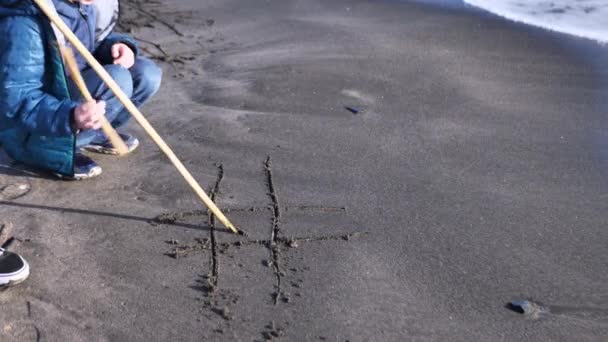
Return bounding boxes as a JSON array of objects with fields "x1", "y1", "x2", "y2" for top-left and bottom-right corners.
[{"x1": 463, "y1": 0, "x2": 608, "y2": 43}]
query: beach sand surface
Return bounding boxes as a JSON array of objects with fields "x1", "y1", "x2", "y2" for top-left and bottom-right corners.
[{"x1": 0, "y1": 0, "x2": 607, "y2": 341}]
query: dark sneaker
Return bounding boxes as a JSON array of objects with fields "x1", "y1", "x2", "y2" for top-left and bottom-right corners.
[
  {"x1": 54, "y1": 153, "x2": 102, "y2": 180},
  {"x1": 82, "y1": 133, "x2": 139, "y2": 155},
  {"x1": 0, "y1": 248, "x2": 29, "y2": 289}
]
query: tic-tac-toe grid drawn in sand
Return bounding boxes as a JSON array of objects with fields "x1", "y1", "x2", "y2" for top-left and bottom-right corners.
[{"x1": 152, "y1": 157, "x2": 367, "y2": 308}]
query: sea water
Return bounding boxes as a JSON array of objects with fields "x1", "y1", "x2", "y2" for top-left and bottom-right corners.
[
  {"x1": 463, "y1": 0, "x2": 608, "y2": 43},
  {"x1": 411, "y1": 0, "x2": 608, "y2": 44}
]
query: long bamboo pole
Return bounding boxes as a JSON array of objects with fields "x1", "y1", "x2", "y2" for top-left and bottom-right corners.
[
  {"x1": 34, "y1": 0, "x2": 239, "y2": 234},
  {"x1": 60, "y1": 46, "x2": 129, "y2": 156}
]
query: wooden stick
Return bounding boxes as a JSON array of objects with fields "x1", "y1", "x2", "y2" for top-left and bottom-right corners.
[
  {"x1": 34, "y1": 0, "x2": 239, "y2": 234},
  {"x1": 60, "y1": 46, "x2": 129, "y2": 156}
]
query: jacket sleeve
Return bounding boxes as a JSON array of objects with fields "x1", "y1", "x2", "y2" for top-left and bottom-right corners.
[
  {"x1": 0, "y1": 16, "x2": 77, "y2": 137},
  {"x1": 94, "y1": 32, "x2": 139, "y2": 65}
]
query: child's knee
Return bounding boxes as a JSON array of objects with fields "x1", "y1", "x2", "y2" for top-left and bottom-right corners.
[
  {"x1": 133, "y1": 58, "x2": 162, "y2": 97},
  {"x1": 104, "y1": 64, "x2": 134, "y2": 97}
]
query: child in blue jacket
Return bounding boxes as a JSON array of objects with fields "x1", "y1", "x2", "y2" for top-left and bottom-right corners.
[{"x1": 0, "y1": 0, "x2": 162, "y2": 180}]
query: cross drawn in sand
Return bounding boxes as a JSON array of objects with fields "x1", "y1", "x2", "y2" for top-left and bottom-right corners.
[{"x1": 152, "y1": 157, "x2": 367, "y2": 305}]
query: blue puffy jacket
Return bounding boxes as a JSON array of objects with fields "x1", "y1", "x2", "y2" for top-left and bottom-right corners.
[{"x1": 0, "y1": 0, "x2": 138, "y2": 176}]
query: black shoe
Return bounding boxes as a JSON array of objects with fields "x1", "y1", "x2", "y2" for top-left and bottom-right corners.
[
  {"x1": 54, "y1": 152, "x2": 103, "y2": 180},
  {"x1": 0, "y1": 248, "x2": 29, "y2": 289}
]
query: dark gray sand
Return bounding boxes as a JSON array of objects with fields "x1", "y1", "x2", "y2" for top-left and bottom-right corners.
[{"x1": 1, "y1": 0, "x2": 608, "y2": 340}]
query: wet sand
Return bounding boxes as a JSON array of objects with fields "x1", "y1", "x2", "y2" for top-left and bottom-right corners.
[{"x1": 1, "y1": 0, "x2": 607, "y2": 340}]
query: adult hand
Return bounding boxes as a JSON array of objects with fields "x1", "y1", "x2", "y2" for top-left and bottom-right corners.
[
  {"x1": 111, "y1": 43, "x2": 135, "y2": 69},
  {"x1": 73, "y1": 100, "x2": 106, "y2": 130}
]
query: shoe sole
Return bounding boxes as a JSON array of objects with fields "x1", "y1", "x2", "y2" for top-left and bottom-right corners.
[
  {"x1": 0, "y1": 277, "x2": 28, "y2": 291},
  {"x1": 54, "y1": 166, "x2": 103, "y2": 181},
  {"x1": 82, "y1": 139, "x2": 139, "y2": 155}
]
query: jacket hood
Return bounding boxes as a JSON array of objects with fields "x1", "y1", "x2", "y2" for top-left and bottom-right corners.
[{"x1": 0, "y1": 0, "x2": 40, "y2": 18}]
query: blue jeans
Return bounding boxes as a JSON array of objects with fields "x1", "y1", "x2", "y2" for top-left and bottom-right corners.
[{"x1": 69, "y1": 57, "x2": 162, "y2": 148}]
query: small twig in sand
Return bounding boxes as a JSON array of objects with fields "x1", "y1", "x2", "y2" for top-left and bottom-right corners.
[
  {"x1": 133, "y1": 36, "x2": 169, "y2": 57},
  {"x1": 122, "y1": 1, "x2": 184, "y2": 37}
]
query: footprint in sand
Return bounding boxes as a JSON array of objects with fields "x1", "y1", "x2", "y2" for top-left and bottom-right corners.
[{"x1": 0, "y1": 183, "x2": 31, "y2": 201}]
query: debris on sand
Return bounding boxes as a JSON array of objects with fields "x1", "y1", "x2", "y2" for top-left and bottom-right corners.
[
  {"x1": 212, "y1": 306, "x2": 232, "y2": 320},
  {"x1": 507, "y1": 300, "x2": 549, "y2": 318},
  {"x1": 221, "y1": 306, "x2": 231, "y2": 320},
  {"x1": 342, "y1": 232, "x2": 363, "y2": 241},
  {"x1": 344, "y1": 106, "x2": 360, "y2": 114},
  {"x1": 195, "y1": 274, "x2": 217, "y2": 294},
  {"x1": 202, "y1": 283, "x2": 217, "y2": 294},
  {"x1": 151, "y1": 210, "x2": 206, "y2": 225},
  {"x1": 262, "y1": 321, "x2": 285, "y2": 340},
  {"x1": 151, "y1": 213, "x2": 180, "y2": 225}
]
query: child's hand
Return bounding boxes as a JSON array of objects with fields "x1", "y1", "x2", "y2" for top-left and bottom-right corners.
[
  {"x1": 111, "y1": 43, "x2": 135, "y2": 69},
  {"x1": 73, "y1": 100, "x2": 106, "y2": 130}
]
